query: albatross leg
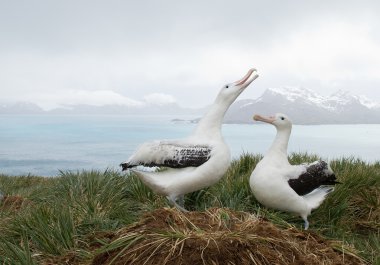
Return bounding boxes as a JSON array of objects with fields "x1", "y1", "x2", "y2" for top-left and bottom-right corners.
[
  {"x1": 167, "y1": 195, "x2": 188, "y2": 212},
  {"x1": 177, "y1": 194, "x2": 185, "y2": 208},
  {"x1": 304, "y1": 220, "x2": 309, "y2": 230},
  {"x1": 303, "y1": 217, "x2": 309, "y2": 230}
]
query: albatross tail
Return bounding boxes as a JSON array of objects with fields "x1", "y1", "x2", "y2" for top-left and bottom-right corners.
[
  {"x1": 130, "y1": 169, "x2": 166, "y2": 193},
  {"x1": 303, "y1": 186, "x2": 334, "y2": 210}
]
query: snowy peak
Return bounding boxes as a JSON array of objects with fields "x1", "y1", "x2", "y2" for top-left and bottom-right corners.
[
  {"x1": 330, "y1": 89, "x2": 351, "y2": 98},
  {"x1": 328, "y1": 90, "x2": 359, "y2": 106},
  {"x1": 327, "y1": 90, "x2": 380, "y2": 110},
  {"x1": 266, "y1": 87, "x2": 322, "y2": 102},
  {"x1": 328, "y1": 90, "x2": 351, "y2": 104},
  {"x1": 265, "y1": 87, "x2": 328, "y2": 109},
  {"x1": 225, "y1": 87, "x2": 380, "y2": 124},
  {"x1": 266, "y1": 87, "x2": 380, "y2": 111},
  {"x1": 356, "y1": 95, "x2": 380, "y2": 109}
]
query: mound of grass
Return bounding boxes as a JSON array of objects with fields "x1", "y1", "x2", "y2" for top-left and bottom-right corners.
[
  {"x1": 0, "y1": 153, "x2": 379, "y2": 264},
  {"x1": 92, "y1": 208, "x2": 364, "y2": 265}
]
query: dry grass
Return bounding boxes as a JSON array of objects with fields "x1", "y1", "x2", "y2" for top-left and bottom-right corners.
[{"x1": 92, "y1": 208, "x2": 365, "y2": 265}]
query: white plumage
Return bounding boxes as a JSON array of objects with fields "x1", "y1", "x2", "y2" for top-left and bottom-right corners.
[
  {"x1": 250, "y1": 113, "x2": 338, "y2": 229},
  {"x1": 121, "y1": 68, "x2": 259, "y2": 210}
]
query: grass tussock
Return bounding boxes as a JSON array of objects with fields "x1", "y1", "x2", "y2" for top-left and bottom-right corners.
[
  {"x1": 0, "y1": 153, "x2": 379, "y2": 264},
  {"x1": 92, "y1": 208, "x2": 364, "y2": 265}
]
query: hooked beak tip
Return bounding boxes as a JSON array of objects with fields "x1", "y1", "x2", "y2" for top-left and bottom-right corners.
[{"x1": 235, "y1": 68, "x2": 258, "y2": 87}]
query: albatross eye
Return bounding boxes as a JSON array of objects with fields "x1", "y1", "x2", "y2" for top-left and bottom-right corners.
[
  {"x1": 225, "y1": 85, "x2": 229, "y2": 88},
  {"x1": 280, "y1": 117, "x2": 285, "y2": 120}
]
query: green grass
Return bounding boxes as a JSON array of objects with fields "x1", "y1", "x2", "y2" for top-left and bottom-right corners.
[{"x1": 0, "y1": 153, "x2": 379, "y2": 264}]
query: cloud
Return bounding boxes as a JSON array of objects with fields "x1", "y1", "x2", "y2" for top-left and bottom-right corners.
[
  {"x1": 268, "y1": 21, "x2": 380, "y2": 80},
  {"x1": 1, "y1": 0, "x2": 380, "y2": 108}
]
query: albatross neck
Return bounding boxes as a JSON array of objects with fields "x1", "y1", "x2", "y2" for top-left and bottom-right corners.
[
  {"x1": 193, "y1": 99, "x2": 230, "y2": 138},
  {"x1": 267, "y1": 127, "x2": 291, "y2": 157}
]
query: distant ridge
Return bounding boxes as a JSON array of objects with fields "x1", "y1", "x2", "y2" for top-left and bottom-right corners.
[
  {"x1": 0, "y1": 102, "x2": 45, "y2": 115},
  {"x1": 0, "y1": 102, "x2": 205, "y2": 116},
  {"x1": 224, "y1": 87, "x2": 380, "y2": 124},
  {"x1": 2, "y1": 87, "x2": 380, "y2": 124}
]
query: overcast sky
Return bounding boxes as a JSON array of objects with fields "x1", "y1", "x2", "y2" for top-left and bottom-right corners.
[{"x1": 1, "y1": 0, "x2": 380, "y2": 109}]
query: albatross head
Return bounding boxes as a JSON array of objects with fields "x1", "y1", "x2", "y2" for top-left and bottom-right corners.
[
  {"x1": 253, "y1": 113, "x2": 292, "y2": 130},
  {"x1": 215, "y1": 68, "x2": 258, "y2": 105}
]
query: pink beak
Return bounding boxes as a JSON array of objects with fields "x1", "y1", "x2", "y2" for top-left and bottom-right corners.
[
  {"x1": 253, "y1": 114, "x2": 276, "y2": 124},
  {"x1": 235, "y1": 68, "x2": 258, "y2": 88}
]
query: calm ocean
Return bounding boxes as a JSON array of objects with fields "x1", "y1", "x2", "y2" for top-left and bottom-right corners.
[{"x1": 0, "y1": 115, "x2": 379, "y2": 176}]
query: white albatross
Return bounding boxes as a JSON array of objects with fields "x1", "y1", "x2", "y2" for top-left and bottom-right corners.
[
  {"x1": 121, "y1": 68, "x2": 259, "y2": 211},
  {"x1": 250, "y1": 113, "x2": 339, "y2": 229}
]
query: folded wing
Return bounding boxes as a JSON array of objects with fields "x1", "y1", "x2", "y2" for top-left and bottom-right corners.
[
  {"x1": 121, "y1": 141, "x2": 212, "y2": 170},
  {"x1": 288, "y1": 161, "x2": 339, "y2": 196}
]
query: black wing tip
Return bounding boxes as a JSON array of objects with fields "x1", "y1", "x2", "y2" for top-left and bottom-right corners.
[
  {"x1": 289, "y1": 162, "x2": 341, "y2": 196},
  {"x1": 327, "y1": 173, "x2": 341, "y2": 184},
  {"x1": 120, "y1": 163, "x2": 131, "y2": 171},
  {"x1": 327, "y1": 179, "x2": 342, "y2": 185}
]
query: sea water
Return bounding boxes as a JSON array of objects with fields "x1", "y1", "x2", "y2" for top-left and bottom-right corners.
[{"x1": 0, "y1": 115, "x2": 379, "y2": 176}]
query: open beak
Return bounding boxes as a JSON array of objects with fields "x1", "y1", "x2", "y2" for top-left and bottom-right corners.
[
  {"x1": 253, "y1": 114, "x2": 276, "y2": 124},
  {"x1": 235, "y1": 68, "x2": 259, "y2": 89}
]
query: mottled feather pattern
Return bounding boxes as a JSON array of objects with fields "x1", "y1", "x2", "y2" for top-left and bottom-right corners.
[
  {"x1": 288, "y1": 161, "x2": 339, "y2": 196},
  {"x1": 121, "y1": 144, "x2": 212, "y2": 170}
]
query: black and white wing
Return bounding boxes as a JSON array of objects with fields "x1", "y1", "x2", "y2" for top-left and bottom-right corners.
[
  {"x1": 120, "y1": 140, "x2": 212, "y2": 170},
  {"x1": 288, "y1": 161, "x2": 339, "y2": 196}
]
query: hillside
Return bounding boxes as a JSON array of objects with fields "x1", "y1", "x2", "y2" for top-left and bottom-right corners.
[{"x1": 0, "y1": 153, "x2": 379, "y2": 264}]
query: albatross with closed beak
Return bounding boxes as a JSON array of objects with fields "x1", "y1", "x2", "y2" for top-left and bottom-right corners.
[
  {"x1": 121, "y1": 68, "x2": 259, "y2": 211},
  {"x1": 250, "y1": 113, "x2": 339, "y2": 229}
]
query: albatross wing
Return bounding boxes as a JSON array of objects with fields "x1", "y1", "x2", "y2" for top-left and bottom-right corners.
[
  {"x1": 121, "y1": 140, "x2": 212, "y2": 170},
  {"x1": 288, "y1": 161, "x2": 339, "y2": 196}
]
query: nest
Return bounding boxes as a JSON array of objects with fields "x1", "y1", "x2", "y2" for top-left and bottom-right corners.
[{"x1": 92, "y1": 208, "x2": 364, "y2": 265}]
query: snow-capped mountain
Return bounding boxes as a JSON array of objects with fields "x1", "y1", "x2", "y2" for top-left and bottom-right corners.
[
  {"x1": 2, "y1": 87, "x2": 379, "y2": 124},
  {"x1": 224, "y1": 87, "x2": 380, "y2": 124}
]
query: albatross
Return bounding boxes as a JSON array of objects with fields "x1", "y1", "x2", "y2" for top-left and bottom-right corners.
[
  {"x1": 250, "y1": 113, "x2": 339, "y2": 229},
  {"x1": 121, "y1": 68, "x2": 259, "y2": 211}
]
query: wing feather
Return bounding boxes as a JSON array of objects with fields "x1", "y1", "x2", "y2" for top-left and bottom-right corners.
[
  {"x1": 288, "y1": 161, "x2": 339, "y2": 196},
  {"x1": 121, "y1": 141, "x2": 212, "y2": 170}
]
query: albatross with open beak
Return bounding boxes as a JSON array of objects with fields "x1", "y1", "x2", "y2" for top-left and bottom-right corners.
[{"x1": 121, "y1": 68, "x2": 259, "y2": 211}]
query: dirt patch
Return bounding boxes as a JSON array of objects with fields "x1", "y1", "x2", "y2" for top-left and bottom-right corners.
[{"x1": 92, "y1": 208, "x2": 364, "y2": 265}]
